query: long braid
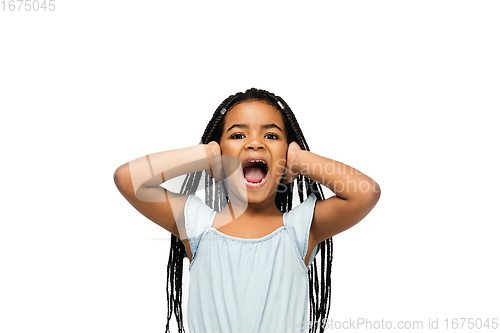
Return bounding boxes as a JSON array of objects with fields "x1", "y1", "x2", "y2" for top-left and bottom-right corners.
[
  {"x1": 165, "y1": 88, "x2": 333, "y2": 333},
  {"x1": 271, "y1": 91, "x2": 333, "y2": 333}
]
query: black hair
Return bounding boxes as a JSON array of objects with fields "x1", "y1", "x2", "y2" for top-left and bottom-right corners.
[{"x1": 165, "y1": 88, "x2": 333, "y2": 333}]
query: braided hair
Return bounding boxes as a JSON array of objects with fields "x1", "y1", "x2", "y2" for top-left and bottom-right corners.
[{"x1": 165, "y1": 88, "x2": 333, "y2": 333}]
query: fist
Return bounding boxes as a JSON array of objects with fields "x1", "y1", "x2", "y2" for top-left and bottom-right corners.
[
  {"x1": 281, "y1": 141, "x2": 302, "y2": 184},
  {"x1": 205, "y1": 141, "x2": 225, "y2": 182}
]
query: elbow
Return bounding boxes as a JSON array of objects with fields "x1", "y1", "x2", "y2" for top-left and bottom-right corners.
[
  {"x1": 113, "y1": 164, "x2": 130, "y2": 192},
  {"x1": 359, "y1": 180, "x2": 381, "y2": 208},
  {"x1": 369, "y1": 181, "x2": 381, "y2": 207},
  {"x1": 372, "y1": 181, "x2": 381, "y2": 201},
  {"x1": 113, "y1": 165, "x2": 123, "y2": 188}
]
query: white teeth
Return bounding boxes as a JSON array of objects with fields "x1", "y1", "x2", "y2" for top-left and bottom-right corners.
[{"x1": 246, "y1": 159, "x2": 266, "y2": 164}]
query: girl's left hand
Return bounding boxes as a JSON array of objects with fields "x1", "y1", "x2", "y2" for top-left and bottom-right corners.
[{"x1": 281, "y1": 141, "x2": 302, "y2": 184}]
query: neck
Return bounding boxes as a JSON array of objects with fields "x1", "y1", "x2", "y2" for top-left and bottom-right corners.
[
  {"x1": 217, "y1": 192, "x2": 281, "y2": 225},
  {"x1": 243, "y1": 197, "x2": 282, "y2": 216}
]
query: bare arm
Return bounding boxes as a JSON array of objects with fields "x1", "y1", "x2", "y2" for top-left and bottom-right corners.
[
  {"x1": 113, "y1": 143, "x2": 219, "y2": 240},
  {"x1": 285, "y1": 143, "x2": 381, "y2": 244}
]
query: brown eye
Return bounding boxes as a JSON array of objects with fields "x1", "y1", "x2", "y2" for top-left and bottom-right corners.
[
  {"x1": 265, "y1": 133, "x2": 279, "y2": 140},
  {"x1": 230, "y1": 133, "x2": 245, "y2": 139}
]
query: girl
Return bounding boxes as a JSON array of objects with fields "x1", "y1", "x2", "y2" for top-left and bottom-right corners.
[{"x1": 113, "y1": 88, "x2": 381, "y2": 333}]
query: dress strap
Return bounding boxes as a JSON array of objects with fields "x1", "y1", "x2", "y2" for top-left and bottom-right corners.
[
  {"x1": 184, "y1": 195, "x2": 215, "y2": 260},
  {"x1": 284, "y1": 193, "x2": 320, "y2": 267}
]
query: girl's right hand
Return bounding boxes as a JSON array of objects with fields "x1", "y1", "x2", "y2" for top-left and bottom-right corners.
[{"x1": 205, "y1": 141, "x2": 225, "y2": 182}]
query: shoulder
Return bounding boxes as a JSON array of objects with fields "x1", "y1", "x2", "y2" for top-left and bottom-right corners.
[
  {"x1": 287, "y1": 193, "x2": 317, "y2": 222},
  {"x1": 184, "y1": 195, "x2": 214, "y2": 234},
  {"x1": 285, "y1": 193, "x2": 318, "y2": 258},
  {"x1": 184, "y1": 195, "x2": 215, "y2": 260}
]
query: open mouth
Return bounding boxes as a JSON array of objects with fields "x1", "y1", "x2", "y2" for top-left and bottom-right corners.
[{"x1": 242, "y1": 159, "x2": 269, "y2": 187}]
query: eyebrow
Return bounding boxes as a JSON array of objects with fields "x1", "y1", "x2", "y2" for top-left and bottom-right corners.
[{"x1": 226, "y1": 123, "x2": 283, "y2": 133}]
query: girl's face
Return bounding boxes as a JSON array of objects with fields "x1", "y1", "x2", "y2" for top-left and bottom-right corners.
[{"x1": 220, "y1": 100, "x2": 288, "y2": 204}]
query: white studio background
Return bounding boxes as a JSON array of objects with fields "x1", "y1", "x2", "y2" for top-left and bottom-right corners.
[{"x1": 1, "y1": 1, "x2": 499, "y2": 332}]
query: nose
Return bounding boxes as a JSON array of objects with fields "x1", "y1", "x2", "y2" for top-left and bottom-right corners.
[{"x1": 245, "y1": 136, "x2": 265, "y2": 150}]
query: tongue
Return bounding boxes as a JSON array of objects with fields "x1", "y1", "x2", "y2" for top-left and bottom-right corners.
[{"x1": 244, "y1": 167, "x2": 265, "y2": 183}]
